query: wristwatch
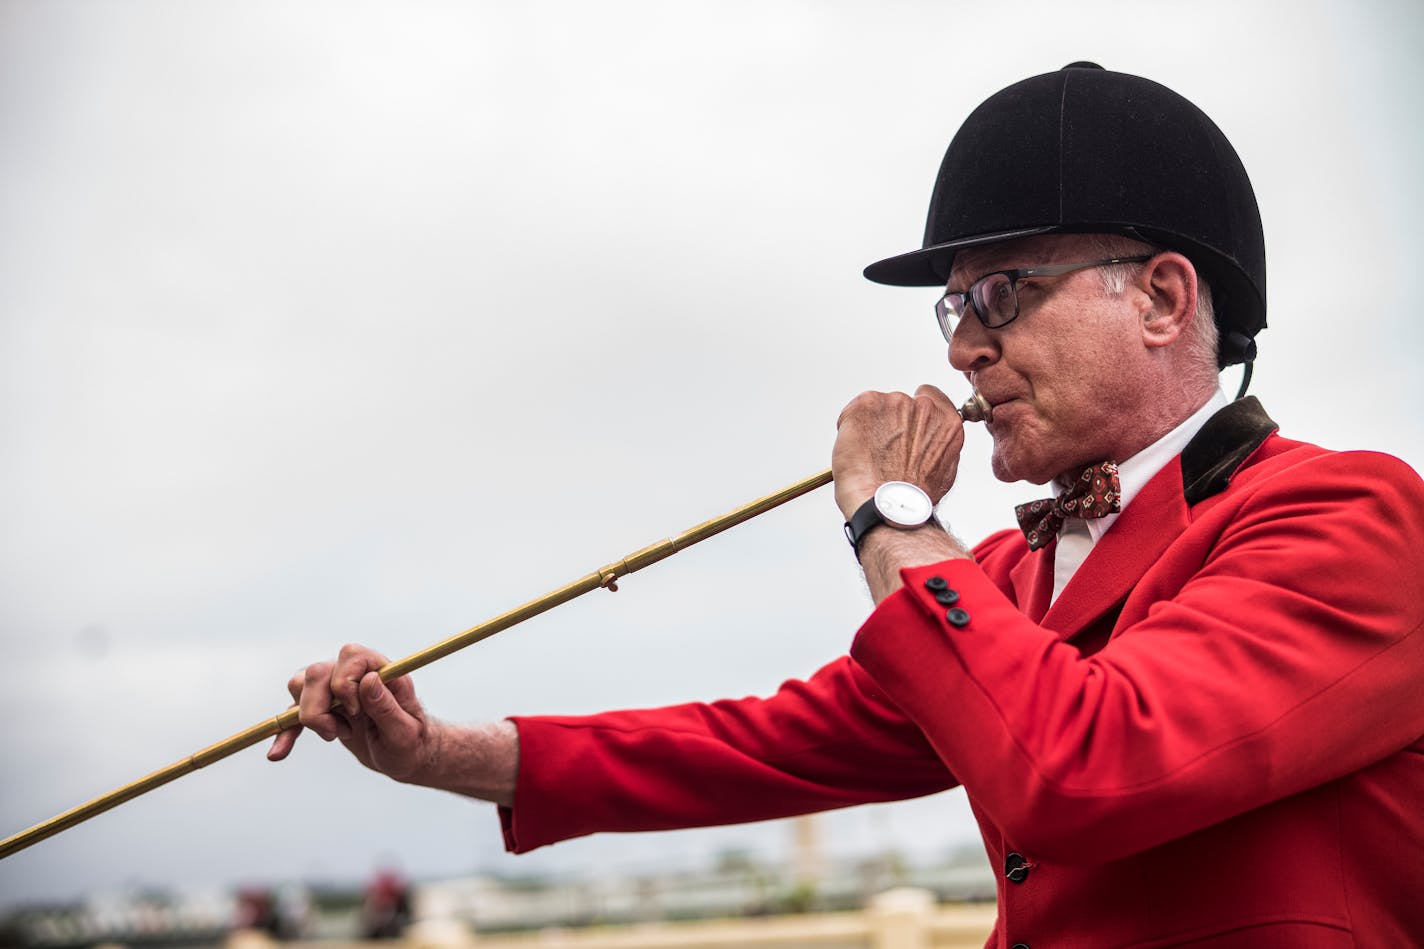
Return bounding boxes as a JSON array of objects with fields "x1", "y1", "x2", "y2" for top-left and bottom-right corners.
[{"x1": 844, "y1": 481, "x2": 935, "y2": 558}]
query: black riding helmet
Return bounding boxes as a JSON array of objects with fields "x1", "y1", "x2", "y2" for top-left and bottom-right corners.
[{"x1": 864, "y1": 63, "x2": 1266, "y2": 372}]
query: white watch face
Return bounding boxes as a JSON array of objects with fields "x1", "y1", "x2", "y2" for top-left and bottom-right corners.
[{"x1": 874, "y1": 481, "x2": 934, "y2": 528}]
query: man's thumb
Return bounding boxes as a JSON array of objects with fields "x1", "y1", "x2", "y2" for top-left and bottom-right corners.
[{"x1": 361, "y1": 672, "x2": 397, "y2": 720}]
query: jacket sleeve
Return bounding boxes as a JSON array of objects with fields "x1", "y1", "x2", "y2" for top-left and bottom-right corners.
[
  {"x1": 850, "y1": 449, "x2": 1424, "y2": 864},
  {"x1": 500, "y1": 654, "x2": 957, "y2": 853}
]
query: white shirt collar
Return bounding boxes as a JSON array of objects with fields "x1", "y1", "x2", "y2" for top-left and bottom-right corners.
[{"x1": 1057, "y1": 389, "x2": 1228, "y2": 544}]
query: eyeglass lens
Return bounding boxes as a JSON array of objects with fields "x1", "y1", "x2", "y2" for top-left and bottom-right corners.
[
  {"x1": 938, "y1": 272, "x2": 1018, "y2": 341},
  {"x1": 971, "y1": 273, "x2": 1017, "y2": 327}
]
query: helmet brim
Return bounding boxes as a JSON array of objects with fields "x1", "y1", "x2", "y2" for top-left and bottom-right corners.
[{"x1": 863, "y1": 227, "x2": 1057, "y2": 287}]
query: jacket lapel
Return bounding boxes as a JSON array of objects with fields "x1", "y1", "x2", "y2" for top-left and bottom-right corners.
[
  {"x1": 1041, "y1": 461, "x2": 1191, "y2": 636},
  {"x1": 1008, "y1": 547, "x2": 1055, "y2": 624},
  {"x1": 1035, "y1": 397, "x2": 1279, "y2": 639}
]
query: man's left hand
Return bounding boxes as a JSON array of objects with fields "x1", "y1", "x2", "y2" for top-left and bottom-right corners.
[{"x1": 832, "y1": 383, "x2": 966, "y2": 520}]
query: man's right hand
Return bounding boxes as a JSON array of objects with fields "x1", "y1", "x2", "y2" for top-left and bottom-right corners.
[
  {"x1": 266, "y1": 638, "x2": 432, "y2": 780},
  {"x1": 267, "y1": 643, "x2": 437, "y2": 782},
  {"x1": 266, "y1": 643, "x2": 519, "y2": 807}
]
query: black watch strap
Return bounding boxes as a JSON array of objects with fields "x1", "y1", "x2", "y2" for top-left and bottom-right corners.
[{"x1": 844, "y1": 497, "x2": 886, "y2": 559}]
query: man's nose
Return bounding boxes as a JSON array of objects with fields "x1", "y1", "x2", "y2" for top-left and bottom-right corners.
[{"x1": 947, "y1": 316, "x2": 1000, "y2": 374}]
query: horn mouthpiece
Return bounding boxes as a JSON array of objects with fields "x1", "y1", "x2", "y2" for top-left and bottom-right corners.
[{"x1": 959, "y1": 391, "x2": 992, "y2": 423}]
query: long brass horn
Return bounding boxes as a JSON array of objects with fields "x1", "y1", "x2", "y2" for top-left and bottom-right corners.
[{"x1": 0, "y1": 392, "x2": 991, "y2": 860}]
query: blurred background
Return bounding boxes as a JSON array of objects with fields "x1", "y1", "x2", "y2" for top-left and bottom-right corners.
[{"x1": 1, "y1": 0, "x2": 1420, "y2": 928}]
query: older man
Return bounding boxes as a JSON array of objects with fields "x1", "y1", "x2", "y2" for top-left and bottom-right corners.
[{"x1": 271, "y1": 65, "x2": 1424, "y2": 947}]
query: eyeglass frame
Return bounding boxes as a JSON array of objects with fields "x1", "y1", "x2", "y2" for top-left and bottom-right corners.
[{"x1": 934, "y1": 255, "x2": 1155, "y2": 343}]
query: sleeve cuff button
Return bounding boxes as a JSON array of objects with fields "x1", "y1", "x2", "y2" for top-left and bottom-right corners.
[{"x1": 946, "y1": 607, "x2": 971, "y2": 628}]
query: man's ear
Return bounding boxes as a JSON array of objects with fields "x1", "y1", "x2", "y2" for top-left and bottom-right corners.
[{"x1": 1137, "y1": 252, "x2": 1197, "y2": 349}]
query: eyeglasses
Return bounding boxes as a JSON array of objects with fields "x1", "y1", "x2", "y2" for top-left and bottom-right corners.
[{"x1": 934, "y1": 255, "x2": 1153, "y2": 342}]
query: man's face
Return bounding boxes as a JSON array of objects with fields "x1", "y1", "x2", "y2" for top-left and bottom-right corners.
[{"x1": 946, "y1": 235, "x2": 1148, "y2": 485}]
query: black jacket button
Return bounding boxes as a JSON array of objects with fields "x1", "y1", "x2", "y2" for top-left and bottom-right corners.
[
  {"x1": 934, "y1": 588, "x2": 960, "y2": 606},
  {"x1": 1010, "y1": 944, "x2": 1031, "y2": 949},
  {"x1": 925, "y1": 576, "x2": 948, "y2": 592},
  {"x1": 1005, "y1": 852, "x2": 1030, "y2": 883},
  {"x1": 946, "y1": 608, "x2": 970, "y2": 627}
]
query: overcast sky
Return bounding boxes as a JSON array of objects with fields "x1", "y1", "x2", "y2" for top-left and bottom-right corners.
[{"x1": 2, "y1": 0, "x2": 1421, "y2": 908}]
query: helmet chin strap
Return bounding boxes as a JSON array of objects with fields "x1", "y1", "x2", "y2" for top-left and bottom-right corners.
[
  {"x1": 1219, "y1": 330, "x2": 1258, "y2": 399},
  {"x1": 1234, "y1": 361, "x2": 1254, "y2": 400}
]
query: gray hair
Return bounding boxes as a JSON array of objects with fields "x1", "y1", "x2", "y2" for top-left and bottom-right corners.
[{"x1": 1082, "y1": 234, "x2": 1218, "y2": 373}]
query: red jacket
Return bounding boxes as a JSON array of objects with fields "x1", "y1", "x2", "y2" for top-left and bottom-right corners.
[{"x1": 502, "y1": 399, "x2": 1424, "y2": 948}]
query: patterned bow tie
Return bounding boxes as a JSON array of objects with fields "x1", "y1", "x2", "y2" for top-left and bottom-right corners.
[{"x1": 1015, "y1": 461, "x2": 1122, "y2": 551}]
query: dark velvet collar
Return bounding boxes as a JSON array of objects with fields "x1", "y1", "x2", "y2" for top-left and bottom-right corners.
[{"x1": 1180, "y1": 396, "x2": 1279, "y2": 505}]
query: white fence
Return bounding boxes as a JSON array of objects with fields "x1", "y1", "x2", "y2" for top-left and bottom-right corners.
[{"x1": 391, "y1": 888, "x2": 995, "y2": 949}]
